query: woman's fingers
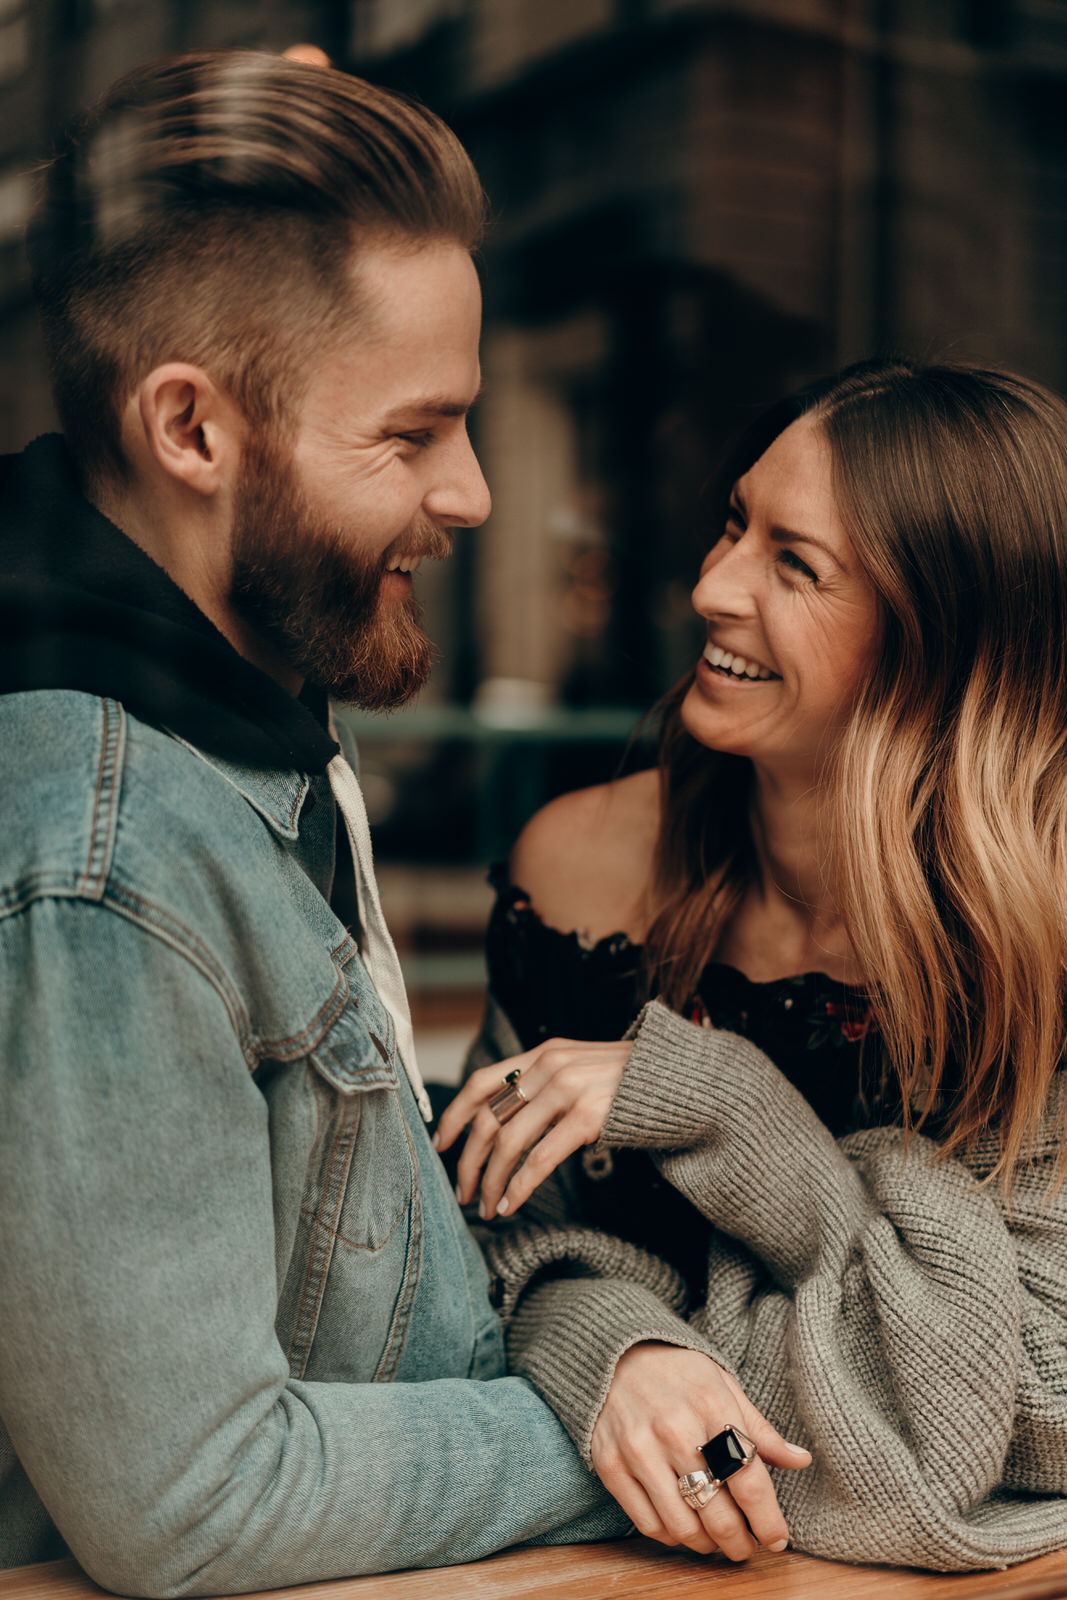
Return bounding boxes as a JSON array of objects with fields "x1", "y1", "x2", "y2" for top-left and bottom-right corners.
[
  {"x1": 485, "y1": 1112, "x2": 596, "y2": 1216},
  {"x1": 439, "y1": 1039, "x2": 632, "y2": 1210},
  {"x1": 594, "y1": 1442, "x2": 719, "y2": 1556},
  {"x1": 697, "y1": 1455, "x2": 784, "y2": 1557},
  {"x1": 590, "y1": 1346, "x2": 807, "y2": 1563},
  {"x1": 455, "y1": 1093, "x2": 558, "y2": 1209},
  {"x1": 434, "y1": 1052, "x2": 539, "y2": 1152}
]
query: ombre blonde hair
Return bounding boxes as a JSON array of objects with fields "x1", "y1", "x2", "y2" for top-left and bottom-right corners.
[{"x1": 646, "y1": 359, "x2": 1067, "y2": 1182}]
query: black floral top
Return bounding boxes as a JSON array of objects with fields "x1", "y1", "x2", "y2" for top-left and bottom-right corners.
[{"x1": 484, "y1": 863, "x2": 896, "y2": 1292}]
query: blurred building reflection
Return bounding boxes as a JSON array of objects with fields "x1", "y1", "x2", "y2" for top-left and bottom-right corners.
[{"x1": 2, "y1": 4, "x2": 1066, "y2": 1007}]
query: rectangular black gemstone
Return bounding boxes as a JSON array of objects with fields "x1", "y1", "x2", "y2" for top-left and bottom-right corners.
[{"x1": 701, "y1": 1427, "x2": 750, "y2": 1481}]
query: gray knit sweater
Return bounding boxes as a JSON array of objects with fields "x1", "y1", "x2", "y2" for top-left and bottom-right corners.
[{"x1": 473, "y1": 997, "x2": 1067, "y2": 1572}]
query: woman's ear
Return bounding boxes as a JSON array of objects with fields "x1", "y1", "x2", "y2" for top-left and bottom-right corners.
[{"x1": 131, "y1": 363, "x2": 244, "y2": 496}]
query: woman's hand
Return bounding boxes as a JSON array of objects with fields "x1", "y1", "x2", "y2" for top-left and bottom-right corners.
[
  {"x1": 591, "y1": 1343, "x2": 812, "y2": 1560},
  {"x1": 434, "y1": 1038, "x2": 632, "y2": 1218}
]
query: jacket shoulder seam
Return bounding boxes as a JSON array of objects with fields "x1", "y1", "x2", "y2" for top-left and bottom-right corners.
[{"x1": 0, "y1": 881, "x2": 259, "y2": 1070}]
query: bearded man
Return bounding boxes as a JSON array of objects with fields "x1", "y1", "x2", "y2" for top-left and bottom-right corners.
[{"x1": 0, "y1": 51, "x2": 633, "y2": 1592}]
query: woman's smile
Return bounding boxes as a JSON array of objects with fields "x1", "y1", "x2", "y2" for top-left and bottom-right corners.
[
  {"x1": 699, "y1": 643, "x2": 780, "y2": 682},
  {"x1": 681, "y1": 416, "x2": 881, "y2": 774}
]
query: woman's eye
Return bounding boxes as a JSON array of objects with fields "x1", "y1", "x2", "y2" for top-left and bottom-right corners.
[{"x1": 779, "y1": 549, "x2": 818, "y2": 583}]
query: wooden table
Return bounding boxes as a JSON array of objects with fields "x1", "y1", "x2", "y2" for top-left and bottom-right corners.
[{"x1": 6, "y1": 1541, "x2": 1067, "y2": 1600}]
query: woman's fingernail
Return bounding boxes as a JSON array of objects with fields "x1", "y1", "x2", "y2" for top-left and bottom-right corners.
[
  {"x1": 496, "y1": 1197, "x2": 510, "y2": 1216},
  {"x1": 768, "y1": 1538, "x2": 789, "y2": 1553},
  {"x1": 478, "y1": 1200, "x2": 488, "y2": 1220},
  {"x1": 455, "y1": 1183, "x2": 464, "y2": 1204},
  {"x1": 431, "y1": 1132, "x2": 440, "y2": 1150},
  {"x1": 784, "y1": 1440, "x2": 810, "y2": 1456}
]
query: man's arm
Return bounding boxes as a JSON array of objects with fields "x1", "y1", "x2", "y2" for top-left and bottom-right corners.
[{"x1": 0, "y1": 896, "x2": 628, "y2": 1596}]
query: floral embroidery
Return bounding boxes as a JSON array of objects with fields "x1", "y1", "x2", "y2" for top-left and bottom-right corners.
[
  {"x1": 689, "y1": 979, "x2": 877, "y2": 1051},
  {"x1": 802, "y1": 995, "x2": 879, "y2": 1050}
]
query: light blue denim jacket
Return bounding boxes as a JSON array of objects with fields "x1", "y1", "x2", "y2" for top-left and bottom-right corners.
[{"x1": 0, "y1": 689, "x2": 627, "y2": 1594}]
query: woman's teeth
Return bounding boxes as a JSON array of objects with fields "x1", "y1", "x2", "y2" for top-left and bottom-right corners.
[{"x1": 704, "y1": 645, "x2": 775, "y2": 680}]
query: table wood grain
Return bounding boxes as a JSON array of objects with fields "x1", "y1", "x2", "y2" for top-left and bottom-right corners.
[{"x1": 6, "y1": 1541, "x2": 1067, "y2": 1600}]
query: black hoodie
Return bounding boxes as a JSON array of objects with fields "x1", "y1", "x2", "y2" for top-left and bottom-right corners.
[{"x1": 0, "y1": 433, "x2": 338, "y2": 773}]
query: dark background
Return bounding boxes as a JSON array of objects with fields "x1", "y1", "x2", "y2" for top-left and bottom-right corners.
[{"x1": 2, "y1": 0, "x2": 1065, "y2": 1055}]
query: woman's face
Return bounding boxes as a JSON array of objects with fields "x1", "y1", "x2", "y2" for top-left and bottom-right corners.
[{"x1": 681, "y1": 416, "x2": 881, "y2": 779}]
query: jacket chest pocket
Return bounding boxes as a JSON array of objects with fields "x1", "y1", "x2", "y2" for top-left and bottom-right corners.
[{"x1": 279, "y1": 998, "x2": 420, "y2": 1383}]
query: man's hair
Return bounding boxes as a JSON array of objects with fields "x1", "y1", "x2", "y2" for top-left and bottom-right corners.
[{"x1": 28, "y1": 50, "x2": 488, "y2": 486}]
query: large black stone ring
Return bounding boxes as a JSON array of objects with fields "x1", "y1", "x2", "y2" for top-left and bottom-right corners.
[
  {"x1": 488, "y1": 1070, "x2": 527, "y2": 1126},
  {"x1": 700, "y1": 1426, "x2": 758, "y2": 1484}
]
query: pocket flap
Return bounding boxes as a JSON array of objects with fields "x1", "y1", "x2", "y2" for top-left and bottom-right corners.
[{"x1": 308, "y1": 998, "x2": 397, "y2": 1095}]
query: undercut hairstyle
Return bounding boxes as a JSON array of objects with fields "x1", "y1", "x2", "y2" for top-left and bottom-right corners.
[
  {"x1": 28, "y1": 50, "x2": 487, "y2": 487},
  {"x1": 647, "y1": 359, "x2": 1067, "y2": 1186}
]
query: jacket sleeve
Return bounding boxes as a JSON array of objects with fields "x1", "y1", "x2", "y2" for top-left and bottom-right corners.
[
  {"x1": 491, "y1": 998, "x2": 1067, "y2": 1571},
  {"x1": 0, "y1": 897, "x2": 630, "y2": 1598}
]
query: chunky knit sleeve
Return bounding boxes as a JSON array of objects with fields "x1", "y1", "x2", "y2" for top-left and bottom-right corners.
[
  {"x1": 465, "y1": 993, "x2": 737, "y2": 1418},
  {"x1": 489, "y1": 999, "x2": 1067, "y2": 1572}
]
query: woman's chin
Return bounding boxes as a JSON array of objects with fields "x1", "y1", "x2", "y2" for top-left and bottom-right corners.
[{"x1": 679, "y1": 681, "x2": 750, "y2": 756}]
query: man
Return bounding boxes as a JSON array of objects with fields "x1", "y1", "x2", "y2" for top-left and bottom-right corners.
[{"x1": 0, "y1": 51, "x2": 638, "y2": 1591}]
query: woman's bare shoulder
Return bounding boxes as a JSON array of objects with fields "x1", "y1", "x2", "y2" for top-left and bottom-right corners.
[{"x1": 507, "y1": 767, "x2": 660, "y2": 941}]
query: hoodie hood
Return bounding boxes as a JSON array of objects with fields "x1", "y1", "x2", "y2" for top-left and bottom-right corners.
[{"x1": 0, "y1": 434, "x2": 339, "y2": 772}]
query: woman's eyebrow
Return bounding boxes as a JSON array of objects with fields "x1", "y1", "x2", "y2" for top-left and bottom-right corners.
[
  {"x1": 768, "y1": 525, "x2": 845, "y2": 570},
  {"x1": 731, "y1": 484, "x2": 845, "y2": 570}
]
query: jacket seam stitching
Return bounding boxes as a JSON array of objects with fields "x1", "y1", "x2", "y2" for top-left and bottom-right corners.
[
  {"x1": 76, "y1": 697, "x2": 125, "y2": 899},
  {"x1": 297, "y1": 1194, "x2": 410, "y2": 1253},
  {"x1": 0, "y1": 884, "x2": 369, "y2": 1071},
  {"x1": 373, "y1": 1103, "x2": 421, "y2": 1381},
  {"x1": 288, "y1": 1097, "x2": 360, "y2": 1375}
]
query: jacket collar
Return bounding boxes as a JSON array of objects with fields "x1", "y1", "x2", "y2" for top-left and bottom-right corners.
[{"x1": 0, "y1": 434, "x2": 340, "y2": 776}]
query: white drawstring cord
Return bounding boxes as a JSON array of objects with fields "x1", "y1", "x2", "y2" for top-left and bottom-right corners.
[{"x1": 327, "y1": 753, "x2": 433, "y2": 1123}]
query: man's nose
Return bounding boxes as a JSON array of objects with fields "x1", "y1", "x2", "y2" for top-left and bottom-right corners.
[{"x1": 425, "y1": 432, "x2": 492, "y2": 529}]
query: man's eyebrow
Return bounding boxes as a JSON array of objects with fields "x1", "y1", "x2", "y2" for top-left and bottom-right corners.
[
  {"x1": 383, "y1": 383, "x2": 485, "y2": 424},
  {"x1": 728, "y1": 485, "x2": 844, "y2": 570}
]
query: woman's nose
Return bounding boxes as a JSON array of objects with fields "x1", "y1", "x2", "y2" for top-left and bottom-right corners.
[{"x1": 691, "y1": 540, "x2": 757, "y2": 619}]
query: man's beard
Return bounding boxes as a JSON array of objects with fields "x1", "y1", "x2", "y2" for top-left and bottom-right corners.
[{"x1": 229, "y1": 436, "x2": 452, "y2": 709}]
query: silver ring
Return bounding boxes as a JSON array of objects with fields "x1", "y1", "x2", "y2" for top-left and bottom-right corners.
[
  {"x1": 488, "y1": 1071, "x2": 527, "y2": 1126},
  {"x1": 677, "y1": 1469, "x2": 719, "y2": 1509}
]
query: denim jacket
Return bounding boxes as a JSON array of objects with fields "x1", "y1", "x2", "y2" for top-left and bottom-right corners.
[{"x1": 0, "y1": 688, "x2": 626, "y2": 1594}]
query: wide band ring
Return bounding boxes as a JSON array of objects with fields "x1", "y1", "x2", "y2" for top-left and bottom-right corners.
[
  {"x1": 700, "y1": 1426, "x2": 758, "y2": 1483},
  {"x1": 677, "y1": 1470, "x2": 719, "y2": 1510},
  {"x1": 488, "y1": 1069, "x2": 527, "y2": 1126}
]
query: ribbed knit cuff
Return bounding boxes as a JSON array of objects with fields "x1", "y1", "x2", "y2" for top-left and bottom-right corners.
[
  {"x1": 483, "y1": 1222, "x2": 689, "y2": 1323},
  {"x1": 482, "y1": 1222, "x2": 734, "y2": 1463},
  {"x1": 505, "y1": 1274, "x2": 733, "y2": 1465},
  {"x1": 607, "y1": 999, "x2": 773, "y2": 1150},
  {"x1": 605, "y1": 999, "x2": 868, "y2": 1287}
]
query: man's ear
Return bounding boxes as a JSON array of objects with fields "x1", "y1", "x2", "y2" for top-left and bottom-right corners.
[{"x1": 133, "y1": 363, "x2": 244, "y2": 495}]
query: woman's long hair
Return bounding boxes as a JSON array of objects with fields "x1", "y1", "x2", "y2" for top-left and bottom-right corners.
[{"x1": 645, "y1": 359, "x2": 1067, "y2": 1180}]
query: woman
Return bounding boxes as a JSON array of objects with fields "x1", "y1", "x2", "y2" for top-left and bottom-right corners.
[{"x1": 435, "y1": 359, "x2": 1067, "y2": 1572}]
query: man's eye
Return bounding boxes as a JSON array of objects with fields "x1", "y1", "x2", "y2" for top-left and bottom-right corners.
[
  {"x1": 779, "y1": 549, "x2": 818, "y2": 583},
  {"x1": 397, "y1": 431, "x2": 435, "y2": 448}
]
